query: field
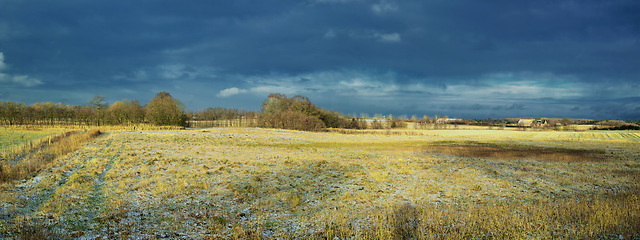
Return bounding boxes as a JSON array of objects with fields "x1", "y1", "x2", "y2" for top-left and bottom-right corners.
[
  {"x1": 0, "y1": 128, "x2": 66, "y2": 159},
  {"x1": 1, "y1": 128, "x2": 639, "y2": 239}
]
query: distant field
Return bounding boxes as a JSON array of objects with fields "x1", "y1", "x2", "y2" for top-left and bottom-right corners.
[
  {"x1": 1, "y1": 128, "x2": 638, "y2": 239},
  {"x1": 334, "y1": 127, "x2": 640, "y2": 143},
  {"x1": 0, "y1": 128, "x2": 65, "y2": 158}
]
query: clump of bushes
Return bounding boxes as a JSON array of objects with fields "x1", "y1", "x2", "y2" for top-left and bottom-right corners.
[
  {"x1": 369, "y1": 119, "x2": 385, "y2": 129},
  {"x1": 389, "y1": 118, "x2": 407, "y2": 128},
  {"x1": 257, "y1": 94, "x2": 351, "y2": 131},
  {"x1": 145, "y1": 92, "x2": 188, "y2": 127},
  {"x1": 257, "y1": 93, "x2": 414, "y2": 131}
]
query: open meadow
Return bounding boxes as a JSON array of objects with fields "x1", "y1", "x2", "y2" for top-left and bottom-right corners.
[
  {"x1": 0, "y1": 128, "x2": 67, "y2": 160},
  {"x1": 1, "y1": 127, "x2": 639, "y2": 239}
]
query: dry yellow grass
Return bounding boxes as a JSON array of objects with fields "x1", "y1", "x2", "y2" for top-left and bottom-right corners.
[
  {"x1": 0, "y1": 128, "x2": 638, "y2": 239},
  {"x1": 0, "y1": 129, "x2": 101, "y2": 183}
]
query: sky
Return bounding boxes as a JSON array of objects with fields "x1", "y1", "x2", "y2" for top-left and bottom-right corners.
[{"x1": 1, "y1": 0, "x2": 639, "y2": 120}]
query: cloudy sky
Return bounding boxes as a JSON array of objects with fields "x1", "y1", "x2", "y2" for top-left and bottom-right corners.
[{"x1": 1, "y1": 0, "x2": 639, "y2": 119}]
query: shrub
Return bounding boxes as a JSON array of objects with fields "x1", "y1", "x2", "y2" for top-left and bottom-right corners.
[
  {"x1": 145, "y1": 92, "x2": 188, "y2": 126},
  {"x1": 258, "y1": 94, "x2": 351, "y2": 131},
  {"x1": 258, "y1": 110, "x2": 326, "y2": 131},
  {"x1": 389, "y1": 118, "x2": 407, "y2": 128},
  {"x1": 370, "y1": 119, "x2": 385, "y2": 129}
]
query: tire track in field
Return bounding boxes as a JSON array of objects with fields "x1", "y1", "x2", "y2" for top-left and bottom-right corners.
[
  {"x1": 35, "y1": 134, "x2": 115, "y2": 212},
  {"x1": 0, "y1": 133, "x2": 114, "y2": 228},
  {"x1": 84, "y1": 133, "x2": 126, "y2": 231},
  {"x1": 31, "y1": 132, "x2": 125, "y2": 234},
  {"x1": 11, "y1": 132, "x2": 125, "y2": 235}
]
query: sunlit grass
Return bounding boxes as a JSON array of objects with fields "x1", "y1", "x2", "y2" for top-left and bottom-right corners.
[
  {"x1": 0, "y1": 129, "x2": 101, "y2": 182},
  {"x1": 0, "y1": 128, "x2": 638, "y2": 239},
  {"x1": 0, "y1": 128, "x2": 65, "y2": 159}
]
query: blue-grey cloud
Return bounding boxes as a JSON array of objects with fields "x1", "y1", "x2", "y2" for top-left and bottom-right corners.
[
  {"x1": 0, "y1": 52, "x2": 43, "y2": 87},
  {"x1": 0, "y1": 0, "x2": 639, "y2": 119}
]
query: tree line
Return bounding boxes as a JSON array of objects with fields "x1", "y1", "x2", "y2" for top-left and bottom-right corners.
[
  {"x1": 187, "y1": 107, "x2": 258, "y2": 121},
  {"x1": 0, "y1": 92, "x2": 187, "y2": 127},
  {"x1": 591, "y1": 120, "x2": 640, "y2": 130},
  {"x1": 2, "y1": 91, "x2": 471, "y2": 131}
]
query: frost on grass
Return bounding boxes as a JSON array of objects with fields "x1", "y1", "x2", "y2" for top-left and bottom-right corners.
[{"x1": 0, "y1": 128, "x2": 639, "y2": 239}]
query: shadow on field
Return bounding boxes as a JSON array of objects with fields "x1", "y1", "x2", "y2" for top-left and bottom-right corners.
[{"x1": 422, "y1": 143, "x2": 608, "y2": 162}]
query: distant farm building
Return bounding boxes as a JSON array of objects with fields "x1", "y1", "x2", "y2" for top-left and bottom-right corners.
[
  {"x1": 534, "y1": 119, "x2": 548, "y2": 127},
  {"x1": 518, "y1": 118, "x2": 549, "y2": 127},
  {"x1": 436, "y1": 118, "x2": 463, "y2": 124},
  {"x1": 517, "y1": 118, "x2": 534, "y2": 127}
]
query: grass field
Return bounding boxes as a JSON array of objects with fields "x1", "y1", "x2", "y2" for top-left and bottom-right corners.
[
  {"x1": 1, "y1": 125, "x2": 183, "y2": 160},
  {"x1": 1, "y1": 128, "x2": 639, "y2": 239},
  {"x1": 0, "y1": 128, "x2": 66, "y2": 159}
]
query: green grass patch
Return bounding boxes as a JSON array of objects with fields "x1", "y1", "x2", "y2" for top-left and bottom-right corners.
[{"x1": 1, "y1": 128, "x2": 63, "y2": 157}]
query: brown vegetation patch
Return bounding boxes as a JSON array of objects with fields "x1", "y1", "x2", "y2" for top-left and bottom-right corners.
[{"x1": 423, "y1": 143, "x2": 608, "y2": 162}]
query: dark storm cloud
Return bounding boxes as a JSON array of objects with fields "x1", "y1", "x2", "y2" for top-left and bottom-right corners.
[{"x1": 1, "y1": 0, "x2": 639, "y2": 119}]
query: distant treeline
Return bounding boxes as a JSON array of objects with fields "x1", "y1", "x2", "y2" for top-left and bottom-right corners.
[
  {"x1": 185, "y1": 108, "x2": 258, "y2": 128},
  {"x1": 468, "y1": 118, "x2": 598, "y2": 126},
  {"x1": 5, "y1": 91, "x2": 636, "y2": 131},
  {"x1": 187, "y1": 107, "x2": 258, "y2": 121},
  {"x1": 0, "y1": 91, "x2": 468, "y2": 131},
  {"x1": 590, "y1": 120, "x2": 640, "y2": 130},
  {"x1": 626, "y1": 120, "x2": 640, "y2": 125},
  {"x1": 0, "y1": 92, "x2": 188, "y2": 127}
]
